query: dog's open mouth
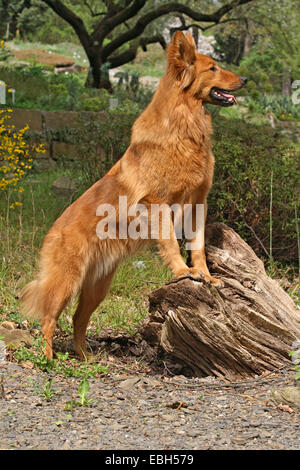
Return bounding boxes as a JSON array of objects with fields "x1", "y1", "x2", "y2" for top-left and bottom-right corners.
[{"x1": 209, "y1": 87, "x2": 237, "y2": 107}]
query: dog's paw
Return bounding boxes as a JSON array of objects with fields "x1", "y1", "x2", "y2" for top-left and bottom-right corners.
[
  {"x1": 187, "y1": 267, "x2": 205, "y2": 280},
  {"x1": 183, "y1": 268, "x2": 224, "y2": 288},
  {"x1": 208, "y1": 277, "x2": 224, "y2": 288},
  {"x1": 174, "y1": 268, "x2": 224, "y2": 288},
  {"x1": 174, "y1": 267, "x2": 204, "y2": 281}
]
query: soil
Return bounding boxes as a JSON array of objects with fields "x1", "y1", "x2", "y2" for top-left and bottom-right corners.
[
  {"x1": 13, "y1": 49, "x2": 74, "y2": 67},
  {"x1": 0, "y1": 334, "x2": 299, "y2": 451}
]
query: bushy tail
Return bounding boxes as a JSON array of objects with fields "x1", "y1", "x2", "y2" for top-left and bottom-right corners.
[{"x1": 20, "y1": 280, "x2": 43, "y2": 321}]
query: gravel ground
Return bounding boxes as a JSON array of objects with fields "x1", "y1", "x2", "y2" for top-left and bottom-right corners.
[{"x1": 0, "y1": 360, "x2": 299, "y2": 450}]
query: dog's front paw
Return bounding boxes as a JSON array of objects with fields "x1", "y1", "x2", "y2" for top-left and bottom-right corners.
[
  {"x1": 207, "y1": 276, "x2": 224, "y2": 288},
  {"x1": 174, "y1": 267, "x2": 204, "y2": 280},
  {"x1": 174, "y1": 267, "x2": 224, "y2": 288},
  {"x1": 187, "y1": 268, "x2": 224, "y2": 288}
]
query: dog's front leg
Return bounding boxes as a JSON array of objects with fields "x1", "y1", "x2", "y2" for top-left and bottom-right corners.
[
  {"x1": 157, "y1": 213, "x2": 206, "y2": 280},
  {"x1": 187, "y1": 200, "x2": 224, "y2": 287}
]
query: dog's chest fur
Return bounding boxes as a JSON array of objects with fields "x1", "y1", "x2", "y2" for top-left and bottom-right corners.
[{"x1": 125, "y1": 104, "x2": 214, "y2": 203}]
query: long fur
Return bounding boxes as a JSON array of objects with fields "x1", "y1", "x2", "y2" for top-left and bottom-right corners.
[
  {"x1": 20, "y1": 280, "x2": 41, "y2": 320},
  {"x1": 20, "y1": 31, "x2": 244, "y2": 359}
]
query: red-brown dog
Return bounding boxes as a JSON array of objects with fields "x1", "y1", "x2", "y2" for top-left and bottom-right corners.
[{"x1": 21, "y1": 32, "x2": 246, "y2": 360}]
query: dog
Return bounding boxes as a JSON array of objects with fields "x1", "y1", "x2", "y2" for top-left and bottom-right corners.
[{"x1": 20, "y1": 31, "x2": 246, "y2": 360}]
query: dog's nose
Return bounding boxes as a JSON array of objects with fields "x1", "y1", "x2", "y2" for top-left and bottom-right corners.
[{"x1": 240, "y1": 76, "x2": 248, "y2": 85}]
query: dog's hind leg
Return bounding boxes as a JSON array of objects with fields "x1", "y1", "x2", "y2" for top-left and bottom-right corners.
[
  {"x1": 73, "y1": 270, "x2": 116, "y2": 360},
  {"x1": 40, "y1": 279, "x2": 75, "y2": 360}
]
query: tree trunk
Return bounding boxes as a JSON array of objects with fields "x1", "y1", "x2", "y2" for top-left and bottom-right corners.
[
  {"x1": 243, "y1": 18, "x2": 253, "y2": 58},
  {"x1": 243, "y1": 30, "x2": 252, "y2": 57},
  {"x1": 85, "y1": 49, "x2": 113, "y2": 92},
  {"x1": 141, "y1": 223, "x2": 300, "y2": 380},
  {"x1": 192, "y1": 26, "x2": 199, "y2": 49},
  {"x1": 282, "y1": 69, "x2": 291, "y2": 97}
]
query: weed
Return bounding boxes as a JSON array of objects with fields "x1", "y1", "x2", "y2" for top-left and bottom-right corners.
[
  {"x1": 65, "y1": 378, "x2": 93, "y2": 410},
  {"x1": 15, "y1": 337, "x2": 108, "y2": 378},
  {"x1": 289, "y1": 345, "x2": 300, "y2": 380},
  {"x1": 77, "y1": 378, "x2": 93, "y2": 406},
  {"x1": 28, "y1": 377, "x2": 56, "y2": 402}
]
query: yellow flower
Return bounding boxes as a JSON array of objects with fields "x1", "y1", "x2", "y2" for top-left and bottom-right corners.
[{"x1": 0, "y1": 109, "x2": 34, "y2": 202}]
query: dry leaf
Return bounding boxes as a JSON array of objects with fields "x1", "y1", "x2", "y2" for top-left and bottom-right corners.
[{"x1": 276, "y1": 403, "x2": 294, "y2": 414}]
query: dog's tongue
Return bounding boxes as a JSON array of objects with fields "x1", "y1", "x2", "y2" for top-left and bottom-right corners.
[{"x1": 220, "y1": 90, "x2": 237, "y2": 103}]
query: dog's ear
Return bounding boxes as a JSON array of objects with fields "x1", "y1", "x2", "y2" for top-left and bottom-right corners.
[
  {"x1": 184, "y1": 32, "x2": 197, "y2": 50},
  {"x1": 167, "y1": 31, "x2": 196, "y2": 88}
]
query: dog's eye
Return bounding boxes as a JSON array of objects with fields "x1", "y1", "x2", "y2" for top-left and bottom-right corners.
[{"x1": 210, "y1": 66, "x2": 217, "y2": 71}]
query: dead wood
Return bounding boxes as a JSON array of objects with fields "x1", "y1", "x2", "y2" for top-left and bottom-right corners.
[{"x1": 141, "y1": 223, "x2": 300, "y2": 380}]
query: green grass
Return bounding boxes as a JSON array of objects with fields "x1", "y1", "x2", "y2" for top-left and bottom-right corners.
[{"x1": 90, "y1": 249, "x2": 172, "y2": 334}]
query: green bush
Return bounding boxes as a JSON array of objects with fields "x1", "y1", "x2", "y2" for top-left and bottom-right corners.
[
  {"x1": 239, "y1": 51, "x2": 288, "y2": 95},
  {"x1": 72, "y1": 110, "x2": 137, "y2": 187},
  {"x1": 245, "y1": 94, "x2": 300, "y2": 121},
  {"x1": 79, "y1": 89, "x2": 110, "y2": 112},
  {"x1": 246, "y1": 93, "x2": 300, "y2": 120},
  {"x1": 0, "y1": 64, "x2": 153, "y2": 113},
  {"x1": 113, "y1": 70, "x2": 154, "y2": 111},
  {"x1": 209, "y1": 116, "x2": 299, "y2": 264}
]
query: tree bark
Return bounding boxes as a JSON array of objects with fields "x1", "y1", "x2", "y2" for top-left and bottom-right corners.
[
  {"x1": 243, "y1": 18, "x2": 253, "y2": 57},
  {"x1": 282, "y1": 69, "x2": 291, "y2": 97},
  {"x1": 86, "y1": 53, "x2": 102, "y2": 89},
  {"x1": 141, "y1": 223, "x2": 300, "y2": 380},
  {"x1": 192, "y1": 26, "x2": 199, "y2": 49}
]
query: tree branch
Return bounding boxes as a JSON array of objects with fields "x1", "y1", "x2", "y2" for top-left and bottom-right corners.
[
  {"x1": 93, "y1": 0, "x2": 147, "y2": 42},
  {"x1": 41, "y1": 0, "x2": 91, "y2": 51},
  {"x1": 83, "y1": 0, "x2": 106, "y2": 18},
  {"x1": 101, "y1": 0, "x2": 255, "y2": 60},
  {"x1": 108, "y1": 35, "x2": 167, "y2": 68},
  {"x1": 171, "y1": 17, "x2": 246, "y2": 34}
]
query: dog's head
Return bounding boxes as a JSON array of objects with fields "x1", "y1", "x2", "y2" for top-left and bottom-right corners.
[{"x1": 167, "y1": 31, "x2": 247, "y2": 107}]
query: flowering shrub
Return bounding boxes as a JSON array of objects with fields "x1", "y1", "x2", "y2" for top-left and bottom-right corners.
[
  {"x1": 0, "y1": 108, "x2": 45, "y2": 208},
  {"x1": 0, "y1": 39, "x2": 11, "y2": 61}
]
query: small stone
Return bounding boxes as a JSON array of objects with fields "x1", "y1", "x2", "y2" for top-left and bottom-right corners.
[
  {"x1": 118, "y1": 377, "x2": 140, "y2": 390},
  {"x1": 161, "y1": 414, "x2": 174, "y2": 421},
  {"x1": 109, "y1": 423, "x2": 127, "y2": 431},
  {"x1": 259, "y1": 430, "x2": 272, "y2": 438},
  {"x1": 187, "y1": 430, "x2": 201, "y2": 438},
  {"x1": 269, "y1": 387, "x2": 300, "y2": 409},
  {"x1": 231, "y1": 437, "x2": 247, "y2": 445},
  {"x1": 60, "y1": 440, "x2": 72, "y2": 450},
  {"x1": 51, "y1": 176, "x2": 76, "y2": 197},
  {"x1": 0, "y1": 326, "x2": 33, "y2": 348}
]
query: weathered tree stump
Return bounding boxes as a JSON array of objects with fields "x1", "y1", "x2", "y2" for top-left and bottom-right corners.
[{"x1": 141, "y1": 223, "x2": 300, "y2": 380}]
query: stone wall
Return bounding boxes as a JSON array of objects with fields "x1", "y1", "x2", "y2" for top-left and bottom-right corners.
[{"x1": 7, "y1": 108, "x2": 109, "y2": 168}]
